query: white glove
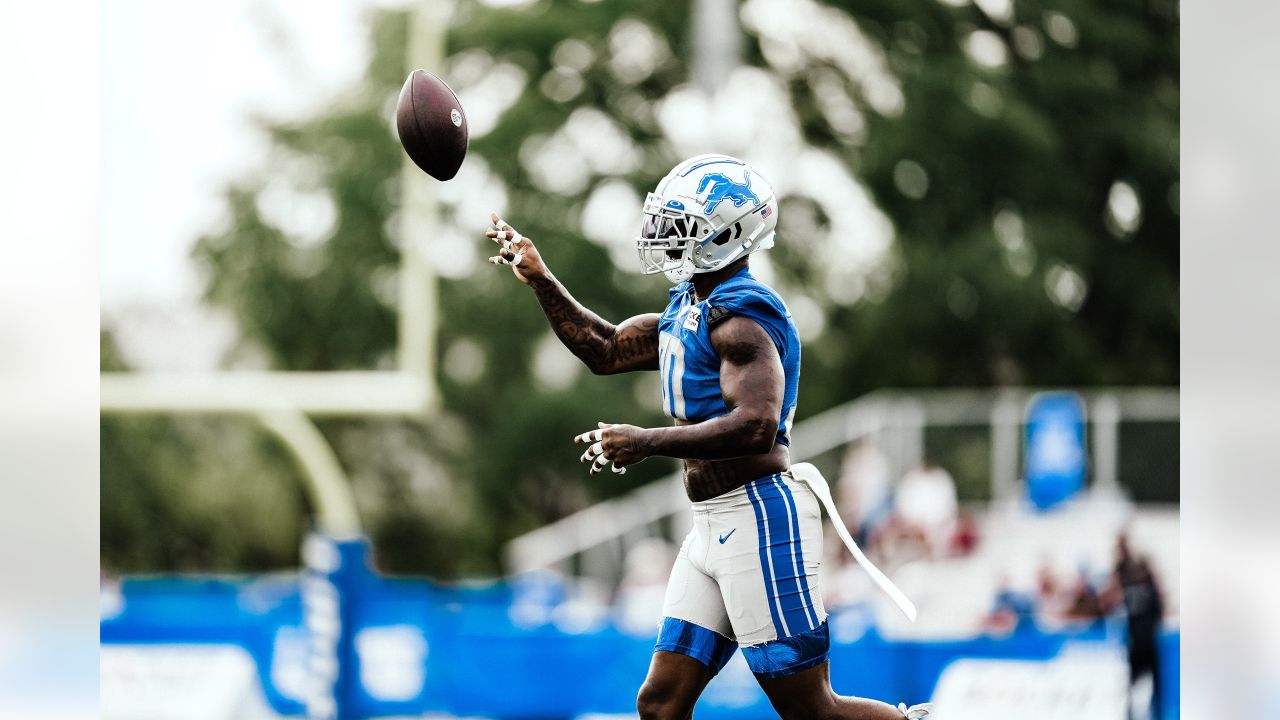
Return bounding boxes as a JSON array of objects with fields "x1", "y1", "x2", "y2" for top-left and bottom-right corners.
[{"x1": 898, "y1": 702, "x2": 933, "y2": 718}]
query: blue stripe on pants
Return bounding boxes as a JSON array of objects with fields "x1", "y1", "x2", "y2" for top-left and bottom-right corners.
[
  {"x1": 746, "y1": 479, "x2": 787, "y2": 637},
  {"x1": 774, "y1": 475, "x2": 819, "y2": 629},
  {"x1": 759, "y1": 478, "x2": 813, "y2": 633}
]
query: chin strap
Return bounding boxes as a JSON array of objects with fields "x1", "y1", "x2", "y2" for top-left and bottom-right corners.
[{"x1": 664, "y1": 259, "x2": 695, "y2": 284}]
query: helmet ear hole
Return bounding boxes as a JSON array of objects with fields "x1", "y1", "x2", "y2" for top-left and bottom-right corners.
[{"x1": 710, "y1": 228, "x2": 732, "y2": 246}]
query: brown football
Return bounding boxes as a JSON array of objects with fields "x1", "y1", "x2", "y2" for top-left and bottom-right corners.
[{"x1": 395, "y1": 69, "x2": 468, "y2": 181}]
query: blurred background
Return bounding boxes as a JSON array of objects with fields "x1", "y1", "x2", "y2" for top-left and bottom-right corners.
[{"x1": 99, "y1": 0, "x2": 1179, "y2": 718}]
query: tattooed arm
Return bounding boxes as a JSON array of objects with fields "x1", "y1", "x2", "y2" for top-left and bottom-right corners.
[
  {"x1": 529, "y1": 275, "x2": 659, "y2": 374},
  {"x1": 486, "y1": 212, "x2": 658, "y2": 374}
]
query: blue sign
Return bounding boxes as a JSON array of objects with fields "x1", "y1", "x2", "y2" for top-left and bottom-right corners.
[
  {"x1": 300, "y1": 534, "x2": 375, "y2": 720},
  {"x1": 1024, "y1": 392, "x2": 1087, "y2": 510}
]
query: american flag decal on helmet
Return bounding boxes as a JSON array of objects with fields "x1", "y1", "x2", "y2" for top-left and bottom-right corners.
[{"x1": 760, "y1": 204, "x2": 772, "y2": 219}]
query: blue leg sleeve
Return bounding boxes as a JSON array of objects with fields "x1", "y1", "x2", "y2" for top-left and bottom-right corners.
[
  {"x1": 654, "y1": 617, "x2": 737, "y2": 675},
  {"x1": 741, "y1": 621, "x2": 830, "y2": 679}
]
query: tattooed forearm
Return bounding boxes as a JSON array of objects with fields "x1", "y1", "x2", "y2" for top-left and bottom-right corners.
[
  {"x1": 528, "y1": 274, "x2": 659, "y2": 374},
  {"x1": 644, "y1": 411, "x2": 778, "y2": 460},
  {"x1": 528, "y1": 274, "x2": 612, "y2": 368}
]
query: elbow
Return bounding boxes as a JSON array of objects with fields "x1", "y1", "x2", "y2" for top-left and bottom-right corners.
[
  {"x1": 585, "y1": 344, "x2": 619, "y2": 375},
  {"x1": 578, "y1": 349, "x2": 612, "y2": 375},
  {"x1": 587, "y1": 361, "x2": 616, "y2": 376},
  {"x1": 740, "y1": 415, "x2": 779, "y2": 454}
]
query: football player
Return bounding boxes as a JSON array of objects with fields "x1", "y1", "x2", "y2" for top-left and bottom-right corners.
[{"x1": 485, "y1": 155, "x2": 931, "y2": 719}]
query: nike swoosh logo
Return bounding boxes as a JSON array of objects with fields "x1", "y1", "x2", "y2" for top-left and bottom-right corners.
[{"x1": 718, "y1": 529, "x2": 736, "y2": 544}]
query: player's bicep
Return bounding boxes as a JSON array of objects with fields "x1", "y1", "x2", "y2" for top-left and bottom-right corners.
[
  {"x1": 711, "y1": 316, "x2": 784, "y2": 420},
  {"x1": 604, "y1": 313, "x2": 661, "y2": 373}
]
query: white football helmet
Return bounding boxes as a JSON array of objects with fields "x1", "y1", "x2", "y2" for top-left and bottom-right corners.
[{"x1": 637, "y1": 154, "x2": 779, "y2": 283}]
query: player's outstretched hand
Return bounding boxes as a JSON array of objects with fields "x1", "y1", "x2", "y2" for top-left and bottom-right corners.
[
  {"x1": 574, "y1": 422, "x2": 652, "y2": 476},
  {"x1": 485, "y1": 212, "x2": 548, "y2": 285}
]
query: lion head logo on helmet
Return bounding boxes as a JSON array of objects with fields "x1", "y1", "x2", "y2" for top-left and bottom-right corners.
[{"x1": 637, "y1": 155, "x2": 778, "y2": 283}]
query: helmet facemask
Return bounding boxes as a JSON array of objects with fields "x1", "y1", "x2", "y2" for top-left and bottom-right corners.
[
  {"x1": 637, "y1": 156, "x2": 780, "y2": 284},
  {"x1": 636, "y1": 192, "x2": 706, "y2": 283}
]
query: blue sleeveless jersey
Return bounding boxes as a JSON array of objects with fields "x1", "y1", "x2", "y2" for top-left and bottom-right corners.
[{"x1": 657, "y1": 267, "x2": 800, "y2": 446}]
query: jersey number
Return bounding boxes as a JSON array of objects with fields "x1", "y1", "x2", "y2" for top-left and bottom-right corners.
[{"x1": 658, "y1": 331, "x2": 687, "y2": 420}]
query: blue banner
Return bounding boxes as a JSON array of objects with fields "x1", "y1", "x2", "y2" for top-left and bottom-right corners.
[
  {"x1": 1024, "y1": 392, "x2": 1088, "y2": 510},
  {"x1": 101, "y1": 568, "x2": 1179, "y2": 719}
]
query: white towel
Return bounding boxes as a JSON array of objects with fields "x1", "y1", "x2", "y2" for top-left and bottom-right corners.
[{"x1": 788, "y1": 462, "x2": 918, "y2": 622}]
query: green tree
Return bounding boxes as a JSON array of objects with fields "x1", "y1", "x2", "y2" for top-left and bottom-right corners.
[
  {"x1": 101, "y1": 332, "x2": 308, "y2": 572},
  {"x1": 782, "y1": 0, "x2": 1178, "y2": 406}
]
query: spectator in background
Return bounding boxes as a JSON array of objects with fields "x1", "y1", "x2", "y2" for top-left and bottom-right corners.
[
  {"x1": 1035, "y1": 557, "x2": 1060, "y2": 604},
  {"x1": 836, "y1": 440, "x2": 893, "y2": 547},
  {"x1": 1029, "y1": 556, "x2": 1070, "y2": 626},
  {"x1": 1101, "y1": 533, "x2": 1165, "y2": 720},
  {"x1": 1059, "y1": 564, "x2": 1105, "y2": 623},
  {"x1": 826, "y1": 443, "x2": 892, "y2": 610},
  {"x1": 891, "y1": 462, "x2": 958, "y2": 559},
  {"x1": 981, "y1": 574, "x2": 1036, "y2": 636},
  {"x1": 1030, "y1": 557, "x2": 1110, "y2": 631},
  {"x1": 947, "y1": 511, "x2": 979, "y2": 557}
]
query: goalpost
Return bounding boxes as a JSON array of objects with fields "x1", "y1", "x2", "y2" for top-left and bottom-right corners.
[
  {"x1": 101, "y1": 6, "x2": 449, "y2": 718},
  {"x1": 100, "y1": 1, "x2": 447, "y2": 540}
]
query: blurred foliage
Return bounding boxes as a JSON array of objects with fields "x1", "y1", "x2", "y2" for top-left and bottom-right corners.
[
  {"x1": 101, "y1": 0, "x2": 1177, "y2": 576},
  {"x1": 805, "y1": 0, "x2": 1180, "y2": 404},
  {"x1": 101, "y1": 332, "x2": 308, "y2": 572}
]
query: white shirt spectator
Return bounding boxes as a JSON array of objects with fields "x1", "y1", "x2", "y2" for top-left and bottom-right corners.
[{"x1": 895, "y1": 464, "x2": 959, "y2": 556}]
